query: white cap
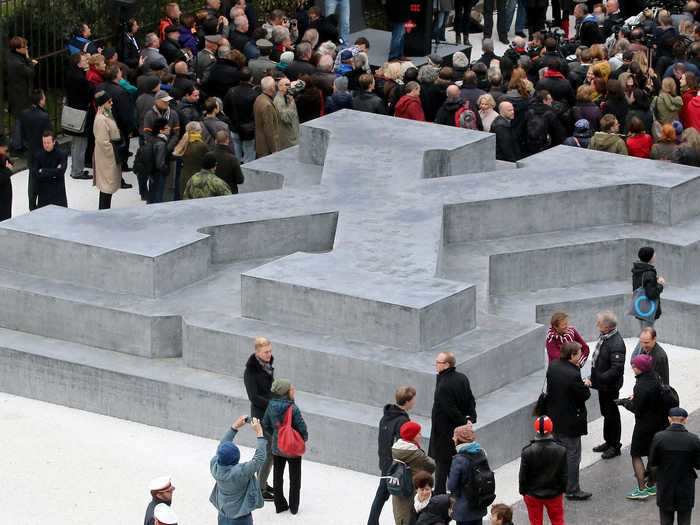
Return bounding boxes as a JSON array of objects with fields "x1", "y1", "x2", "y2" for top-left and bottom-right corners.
[
  {"x1": 154, "y1": 503, "x2": 178, "y2": 524},
  {"x1": 149, "y1": 476, "x2": 173, "y2": 492}
]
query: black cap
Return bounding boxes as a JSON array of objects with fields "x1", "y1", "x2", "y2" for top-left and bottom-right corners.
[{"x1": 669, "y1": 407, "x2": 689, "y2": 418}]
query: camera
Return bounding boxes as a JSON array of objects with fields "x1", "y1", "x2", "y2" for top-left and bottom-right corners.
[{"x1": 244, "y1": 416, "x2": 252, "y2": 424}]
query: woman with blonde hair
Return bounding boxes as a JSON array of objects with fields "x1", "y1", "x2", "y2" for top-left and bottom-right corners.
[
  {"x1": 573, "y1": 85, "x2": 602, "y2": 130},
  {"x1": 653, "y1": 77, "x2": 683, "y2": 125},
  {"x1": 174, "y1": 121, "x2": 209, "y2": 199},
  {"x1": 478, "y1": 94, "x2": 499, "y2": 132}
]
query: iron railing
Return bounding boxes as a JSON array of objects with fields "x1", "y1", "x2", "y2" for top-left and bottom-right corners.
[{"x1": 0, "y1": 0, "x2": 200, "y2": 136}]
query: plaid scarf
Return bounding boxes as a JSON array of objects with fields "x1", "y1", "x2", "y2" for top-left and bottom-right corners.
[{"x1": 592, "y1": 328, "x2": 618, "y2": 368}]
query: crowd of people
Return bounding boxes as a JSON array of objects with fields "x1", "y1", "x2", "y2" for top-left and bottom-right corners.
[
  {"x1": 138, "y1": 246, "x2": 700, "y2": 525},
  {"x1": 6, "y1": 0, "x2": 700, "y2": 219}
]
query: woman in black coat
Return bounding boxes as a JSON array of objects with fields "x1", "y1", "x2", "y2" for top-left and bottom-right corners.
[
  {"x1": 621, "y1": 354, "x2": 668, "y2": 499},
  {"x1": 0, "y1": 137, "x2": 14, "y2": 221}
]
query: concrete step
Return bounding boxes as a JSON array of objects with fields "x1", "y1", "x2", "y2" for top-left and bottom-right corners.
[
  {"x1": 0, "y1": 327, "x2": 573, "y2": 473},
  {"x1": 0, "y1": 268, "x2": 181, "y2": 358},
  {"x1": 182, "y1": 311, "x2": 544, "y2": 415}
]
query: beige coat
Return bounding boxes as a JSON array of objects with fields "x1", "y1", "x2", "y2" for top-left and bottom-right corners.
[
  {"x1": 254, "y1": 93, "x2": 280, "y2": 158},
  {"x1": 93, "y1": 109, "x2": 122, "y2": 194},
  {"x1": 391, "y1": 439, "x2": 436, "y2": 525}
]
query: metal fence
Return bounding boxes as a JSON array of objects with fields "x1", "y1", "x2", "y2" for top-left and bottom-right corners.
[{"x1": 0, "y1": 0, "x2": 199, "y2": 136}]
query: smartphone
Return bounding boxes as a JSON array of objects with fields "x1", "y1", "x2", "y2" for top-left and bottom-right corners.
[{"x1": 244, "y1": 416, "x2": 252, "y2": 423}]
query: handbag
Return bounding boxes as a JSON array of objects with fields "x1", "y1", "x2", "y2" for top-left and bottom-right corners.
[
  {"x1": 532, "y1": 376, "x2": 548, "y2": 417},
  {"x1": 628, "y1": 286, "x2": 657, "y2": 322},
  {"x1": 61, "y1": 103, "x2": 88, "y2": 134},
  {"x1": 277, "y1": 405, "x2": 306, "y2": 458}
]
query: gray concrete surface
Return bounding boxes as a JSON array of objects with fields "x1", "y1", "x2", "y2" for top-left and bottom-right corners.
[{"x1": 1, "y1": 110, "x2": 700, "y2": 474}]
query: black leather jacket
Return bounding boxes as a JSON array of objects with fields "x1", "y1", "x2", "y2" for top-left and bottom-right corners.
[{"x1": 519, "y1": 436, "x2": 568, "y2": 499}]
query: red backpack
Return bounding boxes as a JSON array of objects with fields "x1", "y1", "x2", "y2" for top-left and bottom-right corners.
[
  {"x1": 277, "y1": 405, "x2": 306, "y2": 457},
  {"x1": 454, "y1": 100, "x2": 478, "y2": 130}
]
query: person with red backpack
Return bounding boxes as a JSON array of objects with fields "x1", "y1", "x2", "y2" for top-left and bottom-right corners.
[
  {"x1": 435, "y1": 85, "x2": 482, "y2": 130},
  {"x1": 262, "y1": 378, "x2": 308, "y2": 515}
]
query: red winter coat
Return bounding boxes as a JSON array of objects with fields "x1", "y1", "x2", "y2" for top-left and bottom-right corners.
[
  {"x1": 394, "y1": 94, "x2": 425, "y2": 122},
  {"x1": 626, "y1": 133, "x2": 653, "y2": 158},
  {"x1": 679, "y1": 89, "x2": 696, "y2": 128},
  {"x1": 546, "y1": 326, "x2": 590, "y2": 365},
  {"x1": 683, "y1": 95, "x2": 700, "y2": 131}
]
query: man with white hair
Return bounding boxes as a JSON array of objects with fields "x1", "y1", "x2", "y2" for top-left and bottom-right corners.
[
  {"x1": 229, "y1": 14, "x2": 259, "y2": 60},
  {"x1": 586, "y1": 311, "x2": 626, "y2": 459},
  {"x1": 270, "y1": 26, "x2": 292, "y2": 62},
  {"x1": 254, "y1": 76, "x2": 280, "y2": 157},
  {"x1": 287, "y1": 41, "x2": 315, "y2": 80},
  {"x1": 140, "y1": 33, "x2": 168, "y2": 74},
  {"x1": 313, "y1": 54, "x2": 337, "y2": 96},
  {"x1": 326, "y1": 76, "x2": 354, "y2": 113}
]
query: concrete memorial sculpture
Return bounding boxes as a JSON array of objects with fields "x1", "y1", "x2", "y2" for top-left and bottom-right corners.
[{"x1": 0, "y1": 110, "x2": 700, "y2": 472}]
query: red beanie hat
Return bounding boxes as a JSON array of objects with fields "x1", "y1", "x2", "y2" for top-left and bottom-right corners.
[
  {"x1": 534, "y1": 416, "x2": 553, "y2": 435},
  {"x1": 400, "y1": 421, "x2": 422, "y2": 442}
]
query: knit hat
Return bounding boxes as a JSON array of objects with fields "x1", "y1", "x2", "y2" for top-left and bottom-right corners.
[
  {"x1": 452, "y1": 51, "x2": 468, "y2": 69},
  {"x1": 271, "y1": 378, "x2": 292, "y2": 396},
  {"x1": 638, "y1": 246, "x2": 654, "y2": 263},
  {"x1": 400, "y1": 421, "x2": 422, "y2": 442},
  {"x1": 94, "y1": 90, "x2": 112, "y2": 106},
  {"x1": 631, "y1": 353, "x2": 653, "y2": 373},
  {"x1": 280, "y1": 51, "x2": 294, "y2": 65},
  {"x1": 256, "y1": 38, "x2": 273, "y2": 51},
  {"x1": 574, "y1": 118, "x2": 590, "y2": 131},
  {"x1": 217, "y1": 441, "x2": 241, "y2": 466},
  {"x1": 453, "y1": 421, "x2": 475, "y2": 443},
  {"x1": 428, "y1": 54, "x2": 443, "y2": 67},
  {"x1": 672, "y1": 120, "x2": 684, "y2": 137},
  {"x1": 534, "y1": 415, "x2": 554, "y2": 435}
]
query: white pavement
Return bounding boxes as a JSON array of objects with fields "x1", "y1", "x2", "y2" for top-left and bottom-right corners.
[{"x1": 2, "y1": 340, "x2": 699, "y2": 524}]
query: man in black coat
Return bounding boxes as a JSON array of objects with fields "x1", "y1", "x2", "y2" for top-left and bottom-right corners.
[
  {"x1": 588, "y1": 311, "x2": 626, "y2": 459},
  {"x1": 0, "y1": 136, "x2": 14, "y2": 221},
  {"x1": 492, "y1": 101, "x2": 522, "y2": 162},
  {"x1": 525, "y1": 90, "x2": 566, "y2": 155},
  {"x1": 428, "y1": 351, "x2": 477, "y2": 494},
  {"x1": 161, "y1": 26, "x2": 188, "y2": 65},
  {"x1": 19, "y1": 89, "x2": 52, "y2": 210},
  {"x1": 519, "y1": 416, "x2": 568, "y2": 523},
  {"x1": 223, "y1": 68, "x2": 257, "y2": 164},
  {"x1": 286, "y1": 42, "x2": 316, "y2": 81},
  {"x1": 367, "y1": 386, "x2": 415, "y2": 525},
  {"x1": 6, "y1": 37, "x2": 37, "y2": 117},
  {"x1": 33, "y1": 130, "x2": 68, "y2": 209},
  {"x1": 203, "y1": 49, "x2": 241, "y2": 101},
  {"x1": 546, "y1": 341, "x2": 592, "y2": 500},
  {"x1": 353, "y1": 74, "x2": 387, "y2": 115},
  {"x1": 143, "y1": 476, "x2": 175, "y2": 525},
  {"x1": 212, "y1": 131, "x2": 244, "y2": 193},
  {"x1": 535, "y1": 60, "x2": 575, "y2": 107},
  {"x1": 243, "y1": 336, "x2": 275, "y2": 500},
  {"x1": 649, "y1": 408, "x2": 700, "y2": 525}
]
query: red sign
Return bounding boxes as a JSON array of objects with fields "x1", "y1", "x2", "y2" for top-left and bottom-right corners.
[{"x1": 409, "y1": 3, "x2": 421, "y2": 12}]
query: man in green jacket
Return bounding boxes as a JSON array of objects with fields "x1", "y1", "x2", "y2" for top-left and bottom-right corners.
[
  {"x1": 210, "y1": 415, "x2": 267, "y2": 524},
  {"x1": 183, "y1": 152, "x2": 232, "y2": 199}
]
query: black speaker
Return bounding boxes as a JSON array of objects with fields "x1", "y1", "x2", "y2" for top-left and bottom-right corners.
[{"x1": 403, "y1": 0, "x2": 432, "y2": 57}]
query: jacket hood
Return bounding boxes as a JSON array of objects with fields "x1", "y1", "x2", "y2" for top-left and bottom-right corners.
[
  {"x1": 383, "y1": 403, "x2": 408, "y2": 420},
  {"x1": 592, "y1": 132, "x2": 624, "y2": 148},
  {"x1": 442, "y1": 97, "x2": 464, "y2": 111},
  {"x1": 632, "y1": 261, "x2": 655, "y2": 275},
  {"x1": 573, "y1": 128, "x2": 593, "y2": 139},
  {"x1": 690, "y1": 97, "x2": 700, "y2": 109},
  {"x1": 392, "y1": 438, "x2": 419, "y2": 451},
  {"x1": 456, "y1": 441, "x2": 482, "y2": 454}
]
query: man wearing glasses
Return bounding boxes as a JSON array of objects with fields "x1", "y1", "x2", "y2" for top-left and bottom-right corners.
[{"x1": 428, "y1": 351, "x2": 477, "y2": 494}]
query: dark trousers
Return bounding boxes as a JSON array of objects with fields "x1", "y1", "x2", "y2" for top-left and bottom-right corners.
[
  {"x1": 98, "y1": 191, "x2": 112, "y2": 210},
  {"x1": 0, "y1": 184, "x2": 12, "y2": 221},
  {"x1": 526, "y1": 6, "x2": 546, "y2": 35},
  {"x1": 147, "y1": 175, "x2": 165, "y2": 204},
  {"x1": 454, "y1": 0, "x2": 473, "y2": 35},
  {"x1": 27, "y1": 153, "x2": 38, "y2": 211},
  {"x1": 273, "y1": 455, "x2": 301, "y2": 513},
  {"x1": 367, "y1": 478, "x2": 390, "y2": 525},
  {"x1": 457, "y1": 520, "x2": 483, "y2": 525},
  {"x1": 599, "y1": 389, "x2": 622, "y2": 449},
  {"x1": 434, "y1": 460, "x2": 450, "y2": 495},
  {"x1": 660, "y1": 509, "x2": 692, "y2": 525},
  {"x1": 482, "y1": 0, "x2": 510, "y2": 38},
  {"x1": 550, "y1": 0, "x2": 571, "y2": 26}
]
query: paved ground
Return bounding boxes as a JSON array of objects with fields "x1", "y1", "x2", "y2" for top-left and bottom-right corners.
[{"x1": 512, "y1": 413, "x2": 700, "y2": 525}]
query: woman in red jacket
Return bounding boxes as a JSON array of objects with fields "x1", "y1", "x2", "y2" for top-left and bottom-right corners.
[
  {"x1": 626, "y1": 117, "x2": 653, "y2": 158},
  {"x1": 545, "y1": 311, "x2": 590, "y2": 365}
]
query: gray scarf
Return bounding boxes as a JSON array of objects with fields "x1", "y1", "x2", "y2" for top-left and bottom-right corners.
[
  {"x1": 592, "y1": 328, "x2": 618, "y2": 368},
  {"x1": 257, "y1": 357, "x2": 273, "y2": 376}
]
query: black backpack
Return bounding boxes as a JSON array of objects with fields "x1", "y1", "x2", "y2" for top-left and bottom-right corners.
[
  {"x1": 526, "y1": 110, "x2": 550, "y2": 153},
  {"x1": 133, "y1": 141, "x2": 155, "y2": 177},
  {"x1": 385, "y1": 459, "x2": 414, "y2": 498},
  {"x1": 462, "y1": 451, "x2": 496, "y2": 509},
  {"x1": 659, "y1": 382, "x2": 680, "y2": 412}
]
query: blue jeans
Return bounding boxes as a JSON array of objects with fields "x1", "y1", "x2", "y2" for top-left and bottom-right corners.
[
  {"x1": 432, "y1": 9, "x2": 449, "y2": 40},
  {"x1": 515, "y1": 0, "x2": 527, "y2": 33},
  {"x1": 389, "y1": 22, "x2": 406, "y2": 59},
  {"x1": 232, "y1": 132, "x2": 256, "y2": 164},
  {"x1": 218, "y1": 513, "x2": 253, "y2": 525},
  {"x1": 325, "y1": 0, "x2": 350, "y2": 44}
]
